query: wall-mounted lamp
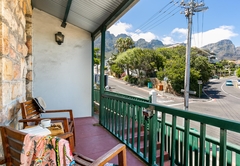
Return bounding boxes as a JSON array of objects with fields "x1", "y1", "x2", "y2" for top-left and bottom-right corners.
[{"x1": 55, "y1": 32, "x2": 64, "y2": 45}]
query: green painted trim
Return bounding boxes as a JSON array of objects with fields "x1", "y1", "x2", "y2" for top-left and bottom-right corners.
[
  {"x1": 99, "y1": 26, "x2": 106, "y2": 125},
  {"x1": 91, "y1": 37, "x2": 95, "y2": 117},
  {"x1": 61, "y1": 0, "x2": 73, "y2": 27}
]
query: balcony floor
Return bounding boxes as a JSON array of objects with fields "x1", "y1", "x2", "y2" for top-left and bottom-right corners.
[{"x1": 74, "y1": 117, "x2": 147, "y2": 166}]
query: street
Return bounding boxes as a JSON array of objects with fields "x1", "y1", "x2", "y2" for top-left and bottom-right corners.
[{"x1": 107, "y1": 76, "x2": 240, "y2": 145}]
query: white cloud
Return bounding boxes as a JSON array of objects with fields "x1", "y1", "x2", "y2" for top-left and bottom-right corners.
[
  {"x1": 108, "y1": 22, "x2": 132, "y2": 36},
  {"x1": 108, "y1": 22, "x2": 238, "y2": 47},
  {"x1": 108, "y1": 21, "x2": 157, "y2": 42},
  {"x1": 130, "y1": 31, "x2": 156, "y2": 42},
  {"x1": 191, "y1": 26, "x2": 238, "y2": 47},
  {"x1": 161, "y1": 36, "x2": 175, "y2": 45},
  {"x1": 172, "y1": 28, "x2": 188, "y2": 36},
  {"x1": 162, "y1": 26, "x2": 238, "y2": 47}
]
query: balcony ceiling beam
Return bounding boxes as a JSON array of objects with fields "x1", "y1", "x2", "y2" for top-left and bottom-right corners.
[{"x1": 61, "y1": 0, "x2": 73, "y2": 28}]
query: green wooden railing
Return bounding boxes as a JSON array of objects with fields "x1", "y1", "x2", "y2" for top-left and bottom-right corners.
[
  {"x1": 93, "y1": 89, "x2": 150, "y2": 104},
  {"x1": 99, "y1": 93, "x2": 240, "y2": 166},
  {"x1": 93, "y1": 89, "x2": 100, "y2": 103}
]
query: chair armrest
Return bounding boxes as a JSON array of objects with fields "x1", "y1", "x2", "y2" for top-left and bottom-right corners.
[
  {"x1": 44, "y1": 109, "x2": 72, "y2": 113},
  {"x1": 0, "y1": 157, "x2": 5, "y2": 164},
  {"x1": 89, "y1": 144, "x2": 127, "y2": 166},
  {"x1": 57, "y1": 132, "x2": 73, "y2": 139},
  {"x1": 19, "y1": 117, "x2": 68, "y2": 123},
  {"x1": 42, "y1": 109, "x2": 74, "y2": 120}
]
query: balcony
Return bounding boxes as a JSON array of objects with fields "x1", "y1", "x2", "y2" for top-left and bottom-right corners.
[
  {"x1": 74, "y1": 117, "x2": 146, "y2": 165},
  {"x1": 93, "y1": 89, "x2": 240, "y2": 166}
]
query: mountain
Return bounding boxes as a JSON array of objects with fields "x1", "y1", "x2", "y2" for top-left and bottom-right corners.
[
  {"x1": 95, "y1": 31, "x2": 240, "y2": 60},
  {"x1": 94, "y1": 31, "x2": 164, "y2": 58},
  {"x1": 201, "y1": 39, "x2": 240, "y2": 60}
]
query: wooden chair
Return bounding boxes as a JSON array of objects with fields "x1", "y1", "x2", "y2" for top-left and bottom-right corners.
[
  {"x1": 0, "y1": 126, "x2": 127, "y2": 166},
  {"x1": 19, "y1": 99, "x2": 75, "y2": 145}
]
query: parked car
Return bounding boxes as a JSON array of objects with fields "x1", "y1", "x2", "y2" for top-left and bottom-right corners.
[
  {"x1": 225, "y1": 80, "x2": 233, "y2": 86},
  {"x1": 212, "y1": 75, "x2": 219, "y2": 79},
  {"x1": 237, "y1": 79, "x2": 240, "y2": 86}
]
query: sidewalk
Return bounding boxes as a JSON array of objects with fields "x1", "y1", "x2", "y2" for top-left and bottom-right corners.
[{"x1": 123, "y1": 81, "x2": 211, "y2": 103}]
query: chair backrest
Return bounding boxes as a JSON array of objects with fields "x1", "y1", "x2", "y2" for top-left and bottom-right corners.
[
  {"x1": 20, "y1": 99, "x2": 41, "y2": 119},
  {"x1": 0, "y1": 126, "x2": 26, "y2": 166}
]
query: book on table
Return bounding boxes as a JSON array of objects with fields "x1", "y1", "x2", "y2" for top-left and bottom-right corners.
[{"x1": 20, "y1": 125, "x2": 51, "y2": 136}]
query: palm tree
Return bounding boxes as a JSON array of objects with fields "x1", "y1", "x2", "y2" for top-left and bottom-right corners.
[{"x1": 114, "y1": 37, "x2": 135, "y2": 75}]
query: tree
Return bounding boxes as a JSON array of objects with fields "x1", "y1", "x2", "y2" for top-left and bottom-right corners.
[
  {"x1": 236, "y1": 68, "x2": 240, "y2": 77},
  {"x1": 94, "y1": 48, "x2": 100, "y2": 74},
  {"x1": 191, "y1": 55, "x2": 212, "y2": 84},
  {"x1": 114, "y1": 37, "x2": 135, "y2": 75},
  {"x1": 115, "y1": 37, "x2": 135, "y2": 53}
]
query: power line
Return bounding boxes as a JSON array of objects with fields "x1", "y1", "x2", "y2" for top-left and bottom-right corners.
[
  {"x1": 135, "y1": 0, "x2": 174, "y2": 31},
  {"x1": 135, "y1": 0, "x2": 182, "y2": 32},
  {"x1": 142, "y1": 7, "x2": 182, "y2": 32}
]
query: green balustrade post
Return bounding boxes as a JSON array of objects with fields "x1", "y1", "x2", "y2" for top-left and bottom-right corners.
[
  {"x1": 220, "y1": 129, "x2": 227, "y2": 166},
  {"x1": 149, "y1": 111, "x2": 157, "y2": 165},
  {"x1": 160, "y1": 113, "x2": 166, "y2": 166},
  {"x1": 184, "y1": 119, "x2": 190, "y2": 166},
  {"x1": 99, "y1": 26, "x2": 106, "y2": 125}
]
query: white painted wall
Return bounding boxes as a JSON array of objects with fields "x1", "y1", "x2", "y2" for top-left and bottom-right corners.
[{"x1": 32, "y1": 9, "x2": 92, "y2": 117}]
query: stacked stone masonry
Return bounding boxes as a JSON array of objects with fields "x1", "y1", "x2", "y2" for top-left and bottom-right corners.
[{"x1": 0, "y1": 0, "x2": 32, "y2": 127}]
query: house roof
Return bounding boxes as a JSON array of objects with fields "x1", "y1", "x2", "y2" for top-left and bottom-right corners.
[{"x1": 32, "y1": 0, "x2": 139, "y2": 39}]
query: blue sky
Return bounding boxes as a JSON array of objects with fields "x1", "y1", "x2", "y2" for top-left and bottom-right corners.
[{"x1": 108, "y1": 0, "x2": 240, "y2": 47}]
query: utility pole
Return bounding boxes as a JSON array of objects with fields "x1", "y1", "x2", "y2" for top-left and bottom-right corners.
[{"x1": 181, "y1": 0, "x2": 208, "y2": 110}]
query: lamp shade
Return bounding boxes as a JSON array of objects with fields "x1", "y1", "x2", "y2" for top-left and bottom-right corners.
[{"x1": 55, "y1": 32, "x2": 64, "y2": 45}]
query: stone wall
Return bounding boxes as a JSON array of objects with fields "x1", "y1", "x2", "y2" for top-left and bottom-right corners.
[{"x1": 0, "y1": 0, "x2": 32, "y2": 127}]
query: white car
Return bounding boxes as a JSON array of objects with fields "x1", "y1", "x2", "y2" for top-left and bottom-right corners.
[{"x1": 237, "y1": 79, "x2": 240, "y2": 86}]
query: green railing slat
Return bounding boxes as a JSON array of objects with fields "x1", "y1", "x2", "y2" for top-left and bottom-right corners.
[
  {"x1": 180, "y1": 131, "x2": 183, "y2": 164},
  {"x1": 220, "y1": 129, "x2": 227, "y2": 166},
  {"x1": 236, "y1": 153, "x2": 240, "y2": 166},
  {"x1": 227, "y1": 150, "x2": 232, "y2": 166},
  {"x1": 144, "y1": 119, "x2": 148, "y2": 158},
  {"x1": 108, "y1": 98, "x2": 111, "y2": 129},
  {"x1": 149, "y1": 112, "x2": 157, "y2": 165},
  {"x1": 175, "y1": 130, "x2": 179, "y2": 164},
  {"x1": 206, "y1": 141, "x2": 210, "y2": 166},
  {"x1": 118, "y1": 101, "x2": 121, "y2": 137},
  {"x1": 184, "y1": 119, "x2": 190, "y2": 166},
  {"x1": 160, "y1": 112, "x2": 166, "y2": 166},
  {"x1": 131, "y1": 105, "x2": 135, "y2": 149},
  {"x1": 189, "y1": 137, "x2": 193, "y2": 166},
  {"x1": 171, "y1": 115, "x2": 177, "y2": 166},
  {"x1": 199, "y1": 123, "x2": 206, "y2": 166},
  {"x1": 137, "y1": 106, "x2": 141, "y2": 154},
  {"x1": 212, "y1": 144, "x2": 217, "y2": 166},
  {"x1": 114, "y1": 100, "x2": 117, "y2": 134},
  {"x1": 127, "y1": 104, "x2": 130, "y2": 145},
  {"x1": 122, "y1": 102, "x2": 126, "y2": 141},
  {"x1": 110, "y1": 99, "x2": 113, "y2": 133},
  {"x1": 193, "y1": 135, "x2": 198, "y2": 166}
]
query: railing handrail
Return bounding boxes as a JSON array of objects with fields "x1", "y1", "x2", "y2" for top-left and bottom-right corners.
[{"x1": 104, "y1": 91, "x2": 149, "y2": 102}]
